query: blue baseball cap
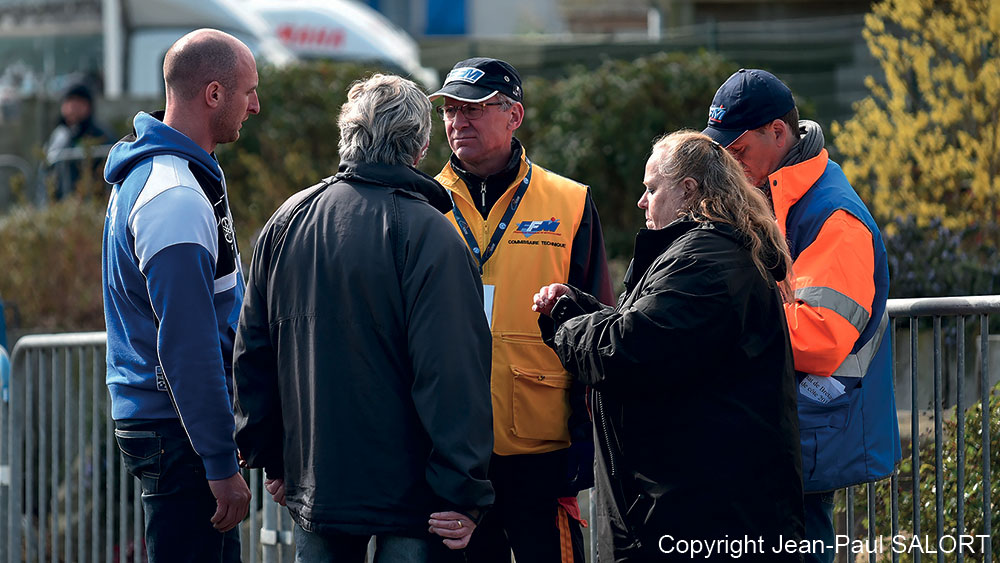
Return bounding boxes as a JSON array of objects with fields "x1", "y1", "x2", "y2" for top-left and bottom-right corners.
[{"x1": 701, "y1": 69, "x2": 795, "y2": 147}]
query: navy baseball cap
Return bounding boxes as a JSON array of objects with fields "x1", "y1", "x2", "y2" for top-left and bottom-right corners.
[
  {"x1": 429, "y1": 57, "x2": 523, "y2": 103},
  {"x1": 701, "y1": 69, "x2": 795, "y2": 147}
]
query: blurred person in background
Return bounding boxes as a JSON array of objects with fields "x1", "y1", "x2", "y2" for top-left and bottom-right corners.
[
  {"x1": 534, "y1": 131, "x2": 804, "y2": 562},
  {"x1": 233, "y1": 73, "x2": 494, "y2": 562},
  {"x1": 430, "y1": 56, "x2": 614, "y2": 563},
  {"x1": 42, "y1": 81, "x2": 113, "y2": 200}
]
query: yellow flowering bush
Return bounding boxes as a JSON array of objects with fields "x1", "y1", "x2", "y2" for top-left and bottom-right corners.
[{"x1": 832, "y1": 0, "x2": 1000, "y2": 246}]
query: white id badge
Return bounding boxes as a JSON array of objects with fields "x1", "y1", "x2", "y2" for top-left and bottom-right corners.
[
  {"x1": 799, "y1": 374, "x2": 846, "y2": 404},
  {"x1": 483, "y1": 284, "x2": 496, "y2": 329}
]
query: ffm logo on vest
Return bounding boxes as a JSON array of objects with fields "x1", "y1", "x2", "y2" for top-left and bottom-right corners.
[{"x1": 515, "y1": 218, "x2": 561, "y2": 238}]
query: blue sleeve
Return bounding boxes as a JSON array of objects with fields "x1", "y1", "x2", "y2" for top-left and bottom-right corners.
[{"x1": 144, "y1": 243, "x2": 239, "y2": 480}]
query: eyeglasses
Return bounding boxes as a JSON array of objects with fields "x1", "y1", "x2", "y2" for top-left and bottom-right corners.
[{"x1": 435, "y1": 102, "x2": 504, "y2": 121}]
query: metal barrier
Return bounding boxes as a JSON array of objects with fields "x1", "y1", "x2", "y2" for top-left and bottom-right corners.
[
  {"x1": 2, "y1": 295, "x2": 997, "y2": 562},
  {"x1": 0, "y1": 333, "x2": 294, "y2": 563},
  {"x1": 833, "y1": 296, "x2": 999, "y2": 563}
]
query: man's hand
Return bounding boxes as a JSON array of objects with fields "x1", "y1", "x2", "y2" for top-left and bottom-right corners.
[
  {"x1": 428, "y1": 511, "x2": 476, "y2": 550},
  {"x1": 532, "y1": 283, "x2": 572, "y2": 316},
  {"x1": 265, "y1": 477, "x2": 286, "y2": 507},
  {"x1": 207, "y1": 472, "x2": 251, "y2": 532}
]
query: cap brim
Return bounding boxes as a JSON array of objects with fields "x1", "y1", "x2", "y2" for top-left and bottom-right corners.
[
  {"x1": 428, "y1": 83, "x2": 498, "y2": 103},
  {"x1": 701, "y1": 126, "x2": 746, "y2": 148}
]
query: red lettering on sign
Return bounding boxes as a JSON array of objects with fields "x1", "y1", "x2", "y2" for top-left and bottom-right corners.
[{"x1": 275, "y1": 23, "x2": 346, "y2": 48}]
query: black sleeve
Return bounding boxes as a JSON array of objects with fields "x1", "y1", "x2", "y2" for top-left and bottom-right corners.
[
  {"x1": 553, "y1": 248, "x2": 735, "y2": 394},
  {"x1": 233, "y1": 226, "x2": 285, "y2": 479},
  {"x1": 538, "y1": 286, "x2": 606, "y2": 346},
  {"x1": 400, "y1": 210, "x2": 495, "y2": 514}
]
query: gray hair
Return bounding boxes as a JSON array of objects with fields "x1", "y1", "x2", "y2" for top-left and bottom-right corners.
[
  {"x1": 496, "y1": 93, "x2": 516, "y2": 110},
  {"x1": 338, "y1": 74, "x2": 432, "y2": 166}
]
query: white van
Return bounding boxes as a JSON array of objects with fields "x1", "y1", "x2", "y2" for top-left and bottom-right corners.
[
  {"x1": 244, "y1": 0, "x2": 438, "y2": 87},
  {"x1": 107, "y1": 0, "x2": 295, "y2": 97}
]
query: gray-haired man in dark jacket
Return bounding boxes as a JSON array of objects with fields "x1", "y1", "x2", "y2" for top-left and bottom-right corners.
[{"x1": 233, "y1": 74, "x2": 494, "y2": 561}]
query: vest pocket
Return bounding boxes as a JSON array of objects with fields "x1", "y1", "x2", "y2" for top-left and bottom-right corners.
[{"x1": 510, "y1": 366, "x2": 572, "y2": 442}]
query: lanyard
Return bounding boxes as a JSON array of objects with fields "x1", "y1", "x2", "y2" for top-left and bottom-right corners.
[{"x1": 450, "y1": 160, "x2": 533, "y2": 273}]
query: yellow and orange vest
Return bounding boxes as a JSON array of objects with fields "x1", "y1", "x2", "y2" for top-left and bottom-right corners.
[{"x1": 437, "y1": 152, "x2": 589, "y2": 456}]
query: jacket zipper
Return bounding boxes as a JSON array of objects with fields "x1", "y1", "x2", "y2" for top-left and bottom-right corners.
[
  {"x1": 593, "y1": 389, "x2": 643, "y2": 550},
  {"x1": 480, "y1": 180, "x2": 487, "y2": 208},
  {"x1": 593, "y1": 390, "x2": 618, "y2": 477}
]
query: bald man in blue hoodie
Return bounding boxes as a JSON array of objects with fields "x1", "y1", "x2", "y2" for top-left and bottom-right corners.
[{"x1": 102, "y1": 28, "x2": 260, "y2": 562}]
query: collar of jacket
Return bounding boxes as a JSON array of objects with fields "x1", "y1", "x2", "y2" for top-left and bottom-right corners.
[
  {"x1": 336, "y1": 160, "x2": 453, "y2": 214},
  {"x1": 775, "y1": 119, "x2": 825, "y2": 171},
  {"x1": 625, "y1": 219, "x2": 787, "y2": 291},
  {"x1": 447, "y1": 138, "x2": 524, "y2": 202},
  {"x1": 437, "y1": 141, "x2": 530, "y2": 208},
  {"x1": 625, "y1": 219, "x2": 707, "y2": 289},
  {"x1": 769, "y1": 148, "x2": 830, "y2": 238}
]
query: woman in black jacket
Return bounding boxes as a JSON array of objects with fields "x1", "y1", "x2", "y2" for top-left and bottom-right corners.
[{"x1": 533, "y1": 131, "x2": 804, "y2": 562}]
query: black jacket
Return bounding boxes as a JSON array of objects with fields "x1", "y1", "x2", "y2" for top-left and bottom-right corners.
[
  {"x1": 233, "y1": 161, "x2": 495, "y2": 536},
  {"x1": 542, "y1": 219, "x2": 804, "y2": 562}
]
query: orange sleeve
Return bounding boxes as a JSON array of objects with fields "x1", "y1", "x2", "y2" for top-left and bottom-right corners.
[{"x1": 784, "y1": 210, "x2": 876, "y2": 376}]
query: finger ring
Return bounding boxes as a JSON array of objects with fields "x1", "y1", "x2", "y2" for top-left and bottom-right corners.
[{"x1": 457, "y1": 520, "x2": 463, "y2": 528}]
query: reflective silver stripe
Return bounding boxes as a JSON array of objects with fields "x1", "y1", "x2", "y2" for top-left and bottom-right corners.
[
  {"x1": 831, "y1": 309, "x2": 889, "y2": 378},
  {"x1": 795, "y1": 286, "x2": 870, "y2": 333}
]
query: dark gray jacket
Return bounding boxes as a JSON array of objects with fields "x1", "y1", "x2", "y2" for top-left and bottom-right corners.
[{"x1": 234, "y1": 161, "x2": 494, "y2": 536}]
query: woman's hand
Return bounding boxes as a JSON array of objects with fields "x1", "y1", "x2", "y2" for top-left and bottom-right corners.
[{"x1": 532, "y1": 283, "x2": 572, "y2": 316}]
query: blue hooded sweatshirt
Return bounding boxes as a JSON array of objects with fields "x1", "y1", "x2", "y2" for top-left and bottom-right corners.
[{"x1": 102, "y1": 111, "x2": 245, "y2": 480}]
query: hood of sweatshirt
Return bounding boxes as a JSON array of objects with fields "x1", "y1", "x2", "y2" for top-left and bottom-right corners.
[{"x1": 104, "y1": 111, "x2": 222, "y2": 187}]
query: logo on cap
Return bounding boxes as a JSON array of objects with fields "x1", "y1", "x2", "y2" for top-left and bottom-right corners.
[
  {"x1": 708, "y1": 104, "x2": 727, "y2": 124},
  {"x1": 445, "y1": 67, "x2": 485, "y2": 85}
]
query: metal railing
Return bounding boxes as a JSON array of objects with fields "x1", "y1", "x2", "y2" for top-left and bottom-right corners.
[
  {"x1": 0, "y1": 333, "x2": 294, "y2": 563},
  {"x1": 833, "y1": 296, "x2": 999, "y2": 563},
  {"x1": 2, "y1": 295, "x2": 997, "y2": 562}
]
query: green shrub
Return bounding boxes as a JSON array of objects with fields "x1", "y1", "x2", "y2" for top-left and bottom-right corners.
[
  {"x1": 515, "y1": 51, "x2": 735, "y2": 257},
  {"x1": 839, "y1": 381, "x2": 999, "y2": 562},
  {"x1": 0, "y1": 195, "x2": 106, "y2": 332}
]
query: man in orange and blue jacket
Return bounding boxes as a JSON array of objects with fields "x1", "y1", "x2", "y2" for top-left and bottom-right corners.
[{"x1": 702, "y1": 69, "x2": 902, "y2": 563}]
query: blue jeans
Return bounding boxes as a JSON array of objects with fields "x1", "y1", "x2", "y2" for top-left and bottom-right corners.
[
  {"x1": 294, "y1": 524, "x2": 459, "y2": 563},
  {"x1": 803, "y1": 491, "x2": 835, "y2": 563},
  {"x1": 115, "y1": 419, "x2": 241, "y2": 563}
]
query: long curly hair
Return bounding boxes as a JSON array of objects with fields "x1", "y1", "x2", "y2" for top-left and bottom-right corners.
[{"x1": 652, "y1": 130, "x2": 792, "y2": 294}]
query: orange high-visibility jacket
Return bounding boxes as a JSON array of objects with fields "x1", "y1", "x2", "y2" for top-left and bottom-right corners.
[
  {"x1": 771, "y1": 148, "x2": 900, "y2": 491},
  {"x1": 772, "y1": 150, "x2": 876, "y2": 375}
]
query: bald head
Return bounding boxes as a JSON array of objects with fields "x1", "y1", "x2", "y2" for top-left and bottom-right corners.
[{"x1": 164, "y1": 29, "x2": 250, "y2": 101}]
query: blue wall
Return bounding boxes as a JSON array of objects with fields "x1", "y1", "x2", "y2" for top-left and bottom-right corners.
[{"x1": 425, "y1": 0, "x2": 465, "y2": 35}]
